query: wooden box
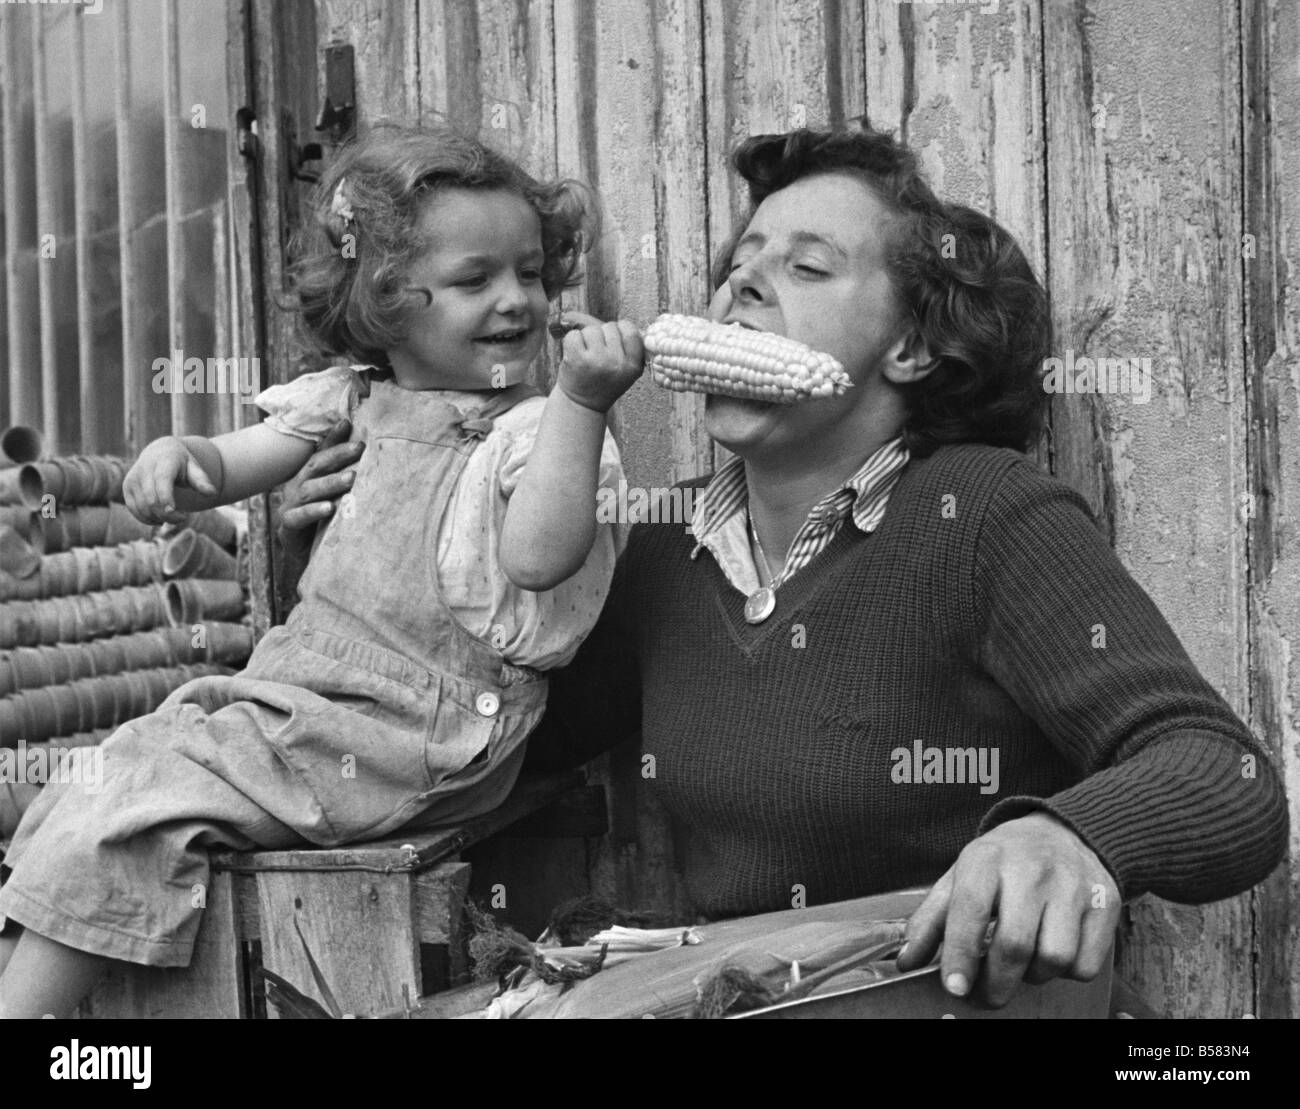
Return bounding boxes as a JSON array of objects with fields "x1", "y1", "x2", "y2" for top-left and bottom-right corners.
[{"x1": 77, "y1": 771, "x2": 602, "y2": 1018}]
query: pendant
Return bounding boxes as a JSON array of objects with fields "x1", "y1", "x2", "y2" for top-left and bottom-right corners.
[{"x1": 744, "y1": 586, "x2": 776, "y2": 624}]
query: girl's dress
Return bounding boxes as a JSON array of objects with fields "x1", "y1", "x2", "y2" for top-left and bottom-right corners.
[{"x1": 0, "y1": 366, "x2": 622, "y2": 966}]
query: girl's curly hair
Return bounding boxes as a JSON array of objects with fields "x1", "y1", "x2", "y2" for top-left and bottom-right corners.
[
  {"x1": 713, "y1": 124, "x2": 1050, "y2": 456},
  {"x1": 288, "y1": 123, "x2": 597, "y2": 366}
]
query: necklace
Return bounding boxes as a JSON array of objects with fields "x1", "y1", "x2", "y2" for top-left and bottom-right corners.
[{"x1": 744, "y1": 509, "x2": 781, "y2": 624}]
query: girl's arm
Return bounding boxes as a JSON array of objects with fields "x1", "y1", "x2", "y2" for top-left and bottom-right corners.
[
  {"x1": 123, "y1": 423, "x2": 319, "y2": 525},
  {"x1": 499, "y1": 314, "x2": 642, "y2": 591}
]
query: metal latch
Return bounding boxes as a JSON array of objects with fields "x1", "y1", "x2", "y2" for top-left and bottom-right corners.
[{"x1": 315, "y1": 43, "x2": 356, "y2": 146}]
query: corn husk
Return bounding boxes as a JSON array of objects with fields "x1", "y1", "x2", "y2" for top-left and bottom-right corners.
[
  {"x1": 541, "y1": 890, "x2": 926, "y2": 1019},
  {"x1": 583, "y1": 924, "x2": 703, "y2": 952}
]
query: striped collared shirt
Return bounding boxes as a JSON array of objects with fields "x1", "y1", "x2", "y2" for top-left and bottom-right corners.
[{"x1": 689, "y1": 437, "x2": 910, "y2": 596}]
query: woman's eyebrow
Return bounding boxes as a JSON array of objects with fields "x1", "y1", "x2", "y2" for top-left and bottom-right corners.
[
  {"x1": 734, "y1": 229, "x2": 848, "y2": 259},
  {"x1": 788, "y1": 230, "x2": 848, "y2": 260}
]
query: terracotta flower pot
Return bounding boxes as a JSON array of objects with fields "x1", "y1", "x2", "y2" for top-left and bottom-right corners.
[
  {"x1": 74, "y1": 677, "x2": 117, "y2": 731},
  {"x1": 2, "y1": 602, "x2": 32, "y2": 649},
  {"x1": 0, "y1": 522, "x2": 39, "y2": 574},
  {"x1": 0, "y1": 505, "x2": 37, "y2": 535},
  {"x1": 18, "y1": 456, "x2": 129, "y2": 510},
  {"x1": 0, "y1": 698, "x2": 24, "y2": 746},
  {"x1": 8, "y1": 645, "x2": 59, "y2": 692},
  {"x1": 115, "y1": 629, "x2": 167, "y2": 671},
  {"x1": 1, "y1": 425, "x2": 43, "y2": 466},
  {"x1": 34, "y1": 600, "x2": 68, "y2": 645},
  {"x1": 166, "y1": 579, "x2": 246, "y2": 626},
  {"x1": 163, "y1": 529, "x2": 239, "y2": 580},
  {"x1": 56, "y1": 728, "x2": 115, "y2": 749},
  {"x1": 0, "y1": 469, "x2": 24, "y2": 506},
  {"x1": 0, "y1": 655, "x2": 28, "y2": 697},
  {"x1": 9, "y1": 685, "x2": 83, "y2": 743},
  {"x1": 186, "y1": 509, "x2": 239, "y2": 553},
  {"x1": 196, "y1": 622, "x2": 255, "y2": 667},
  {"x1": 102, "y1": 504, "x2": 152, "y2": 545}
]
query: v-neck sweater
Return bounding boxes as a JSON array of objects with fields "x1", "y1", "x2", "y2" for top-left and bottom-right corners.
[{"x1": 530, "y1": 442, "x2": 1288, "y2": 919}]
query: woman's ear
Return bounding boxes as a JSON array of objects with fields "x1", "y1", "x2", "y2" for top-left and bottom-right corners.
[{"x1": 881, "y1": 328, "x2": 936, "y2": 385}]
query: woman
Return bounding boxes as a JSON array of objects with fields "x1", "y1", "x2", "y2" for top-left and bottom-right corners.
[{"x1": 280, "y1": 124, "x2": 1289, "y2": 1007}]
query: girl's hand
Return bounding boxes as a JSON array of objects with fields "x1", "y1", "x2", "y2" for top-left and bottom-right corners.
[
  {"x1": 555, "y1": 311, "x2": 644, "y2": 414},
  {"x1": 123, "y1": 437, "x2": 219, "y2": 525}
]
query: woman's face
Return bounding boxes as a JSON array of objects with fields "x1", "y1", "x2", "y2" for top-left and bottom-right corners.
[{"x1": 704, "y1": 172, "x2": 914, "y2": 456}]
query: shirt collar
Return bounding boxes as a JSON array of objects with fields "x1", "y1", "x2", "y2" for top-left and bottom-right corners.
[{"x1": 690, "y1": 436, "x2": 910, "y2": 546}]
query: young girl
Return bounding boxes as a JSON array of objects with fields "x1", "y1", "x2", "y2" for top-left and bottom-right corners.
[{"x1": 0, "y1": 124, "x2": 641, "y2": 1017}]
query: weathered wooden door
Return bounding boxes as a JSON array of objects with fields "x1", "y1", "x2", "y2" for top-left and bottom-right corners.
[{"x1": 231, "y1": 0, "x2": 1298, "y2": 1019}]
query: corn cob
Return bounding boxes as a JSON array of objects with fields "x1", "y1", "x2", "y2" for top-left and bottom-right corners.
[{"x1": 643, "y1": 313, "x2": 852, "y2": 403}]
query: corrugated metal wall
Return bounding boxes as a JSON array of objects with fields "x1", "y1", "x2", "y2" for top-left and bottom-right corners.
[{"x1": 0, "y1": 0, "x2": 249, "y2": 457}]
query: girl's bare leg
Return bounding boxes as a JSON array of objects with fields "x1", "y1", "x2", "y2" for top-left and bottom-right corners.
[{"x1": 0, "y1": 930, "x2": 107, "y2": 1018}]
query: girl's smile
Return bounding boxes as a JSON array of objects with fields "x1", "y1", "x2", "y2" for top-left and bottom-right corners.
[{"x1": 388, "y1": 187, "x2": 549, "y2": 391}]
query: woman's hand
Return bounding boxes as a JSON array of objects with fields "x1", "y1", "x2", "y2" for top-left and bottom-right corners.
[
  {"x1": 275, "y1": 419, "x2": 364, "y2": 560},
  {"x1": 123, "y1": 437, "x2": 219, "y2": 525},
  {"x1": 895, "y1": 811, "x2": 1121, "y2": 1007},
  {"x1": 554, "y1": 311, "x2": 644, "y2": 414}
]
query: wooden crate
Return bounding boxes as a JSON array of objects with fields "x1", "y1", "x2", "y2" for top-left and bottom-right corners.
[{"x1": 78, "y1": 771, "x2": 604, "y2": 1018}]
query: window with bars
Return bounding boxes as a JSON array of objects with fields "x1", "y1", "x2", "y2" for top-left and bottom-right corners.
[{"x1": 0, "y1": 0, "x2": 249, "y2": 460}]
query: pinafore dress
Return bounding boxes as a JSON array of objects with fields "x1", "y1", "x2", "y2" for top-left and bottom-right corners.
[{"x1": 0, "y1": 378, "x2": 548, "y2": 967}]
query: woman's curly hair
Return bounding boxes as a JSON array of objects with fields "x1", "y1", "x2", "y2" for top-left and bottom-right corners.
[
  {"x1": 287, "y1": 123, "x2": 597, "y2": 366},
  {"x1": 714, "y1": 124, "x2": 1050, "y2": 456}
]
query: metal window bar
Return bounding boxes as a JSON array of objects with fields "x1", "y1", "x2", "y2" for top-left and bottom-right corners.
[
  {"x1": 0, "y1": 0, "x2": 237, "y2": 459},
  {"x1": 1, "y1": 15, "x2": 43, "y2": 432}
]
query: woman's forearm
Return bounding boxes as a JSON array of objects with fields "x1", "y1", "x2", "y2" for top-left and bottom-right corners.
[{"x1": 500, "y1": 389, "x2": 607, "y2": 591}]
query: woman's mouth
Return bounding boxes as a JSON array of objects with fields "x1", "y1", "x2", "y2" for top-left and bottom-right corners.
[{"x1": 705, "y1": 393, "x2": 776, "y2": 414}]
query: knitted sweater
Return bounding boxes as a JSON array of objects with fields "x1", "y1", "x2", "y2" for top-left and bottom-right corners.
[{"x1": 529, "y1": 443, "x2": 1289, "y2": 919}]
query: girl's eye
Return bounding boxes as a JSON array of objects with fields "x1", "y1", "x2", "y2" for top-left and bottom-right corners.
[
  {"x1": 457, "y1": 275, "x2": 487, "y2": 288},
  {"x1": 520, "y1": 268, "x2": 543, "y2": 282},
  {"x1": 794, "y1": 264, "x2": 827, "y2": 276}
]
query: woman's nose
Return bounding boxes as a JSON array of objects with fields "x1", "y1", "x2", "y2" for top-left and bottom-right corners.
[{"x1": 727, "y1": 257, "x2": 767, "y2": 305}]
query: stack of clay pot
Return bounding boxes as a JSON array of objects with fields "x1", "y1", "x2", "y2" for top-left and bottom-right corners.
[{"x1": 0, "y1": 430, "x2": 253, "y2": 765}]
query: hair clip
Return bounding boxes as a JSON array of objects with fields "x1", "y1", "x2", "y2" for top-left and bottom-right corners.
[{"x1": 330, "y1": 178, "x2": 355, "y2": 225}]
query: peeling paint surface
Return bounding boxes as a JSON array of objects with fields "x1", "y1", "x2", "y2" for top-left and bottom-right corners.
[{"x1": 225, "y1": 0, "x2": 1300, "y2": 1017}]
